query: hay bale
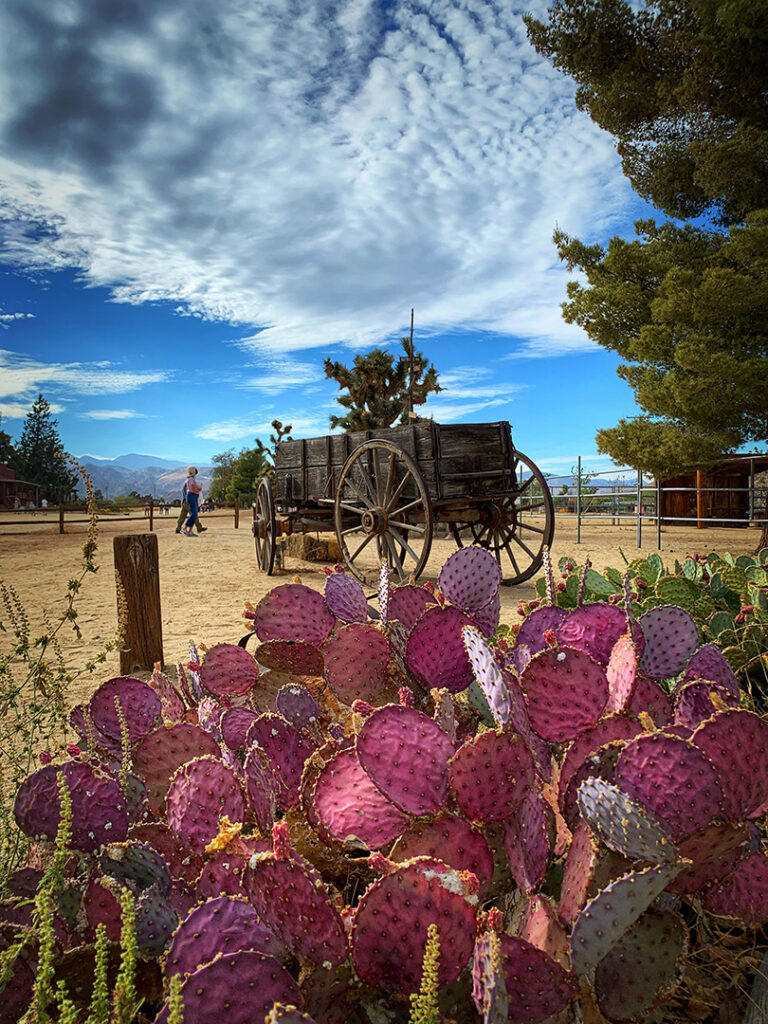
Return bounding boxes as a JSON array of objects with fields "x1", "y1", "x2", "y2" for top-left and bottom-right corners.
[{"x1": 285, "y1": 534, "x2": 342, "y2": 563}]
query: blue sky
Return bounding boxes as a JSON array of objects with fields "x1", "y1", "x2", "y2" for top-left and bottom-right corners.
[{"x1": 0, "y1": 0, "x2": 654, "y2": 474}]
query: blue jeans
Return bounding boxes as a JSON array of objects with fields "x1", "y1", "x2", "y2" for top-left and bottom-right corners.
[{"x1": 185, "y1": 491, "x2": 199, "y2": 529}]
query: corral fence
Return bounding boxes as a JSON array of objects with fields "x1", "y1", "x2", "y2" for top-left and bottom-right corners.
[
  {"x1": 519, "y1": 455, "x2": 768, "y2": 549},
  {"x1": 0, "y1": 499, "x2": 244, "y2": 533}
]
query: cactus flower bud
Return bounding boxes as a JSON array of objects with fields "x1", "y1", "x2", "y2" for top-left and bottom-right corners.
[
  {"x1": 187, "y1": 660, "x2": 201, "y2": 672},
  {"x1": 741, "y1": 605, "x2": 756, "y2": 615},
  {"x1": 369, "y1": 852, "x2": 396, "y2": 875},
  {"x1": 634, "y1": 578, "x2": 647, "y2": 590},
  {"x1": 398, "y1": 687, "x2": 415, "y2": 708},
  {"x1": 352, "y1": 700, "x2": 375, "y2": 718},
  {"x1": 564, "y1": 561, "x2": 575, "y2": 572},
  {"x1": 242, "y1": 610, "x2": 257, "y2": 620},
  {"x1": 734, "y1": 611, "x2": 746, "y2": 624},
  {"x1": 39, "y1": 750, "x2": 53, "y2": 765},
  {"x1": 322, "y1": 566, "x2": 333, "y2": 576},
  {"x1": 333, "y1": 564, "x2": 345, "y2": 573},
  {"x1": 66, "y1": 744, "x2": 81, "y2": 758},
  {"x1": 272, "y1": 821, "x2": 292, "y2": 860},
  {"x1": 496, "y1": 639, "x2": 509, "y2": 653},
  {"x1": 543, "y1": 628, "x2": 558, "y2": 648},
  {"x1": 487, "y1": 907, "x2": 504, "y2": 934},
  {"x1": 517, "y1": 600, "x2": 528, "y2": 617},
  {"x1": 528, "y1": 598, "x2": 542, "y2": 610},
  {"x1": 556, "y1": 582, "x2": 566, "y2": 592}
]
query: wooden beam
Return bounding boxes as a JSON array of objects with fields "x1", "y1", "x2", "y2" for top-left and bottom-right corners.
[
  {"x1": 114, "y1": 534, "x2": 163, "y2": 673},
  {"x1": 696, "y1": 469, "x2": 706, "y2": 528}
]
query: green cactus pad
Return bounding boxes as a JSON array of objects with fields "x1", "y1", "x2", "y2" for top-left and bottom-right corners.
[{"x1": 654, "y1": 576, "x2": 699, "y2": 609}]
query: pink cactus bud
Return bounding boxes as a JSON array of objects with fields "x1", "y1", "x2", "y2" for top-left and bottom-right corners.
[
  {"x1": 272, "y1": 821, "x2": 292, "y2": 860},
  {"x1": 39, "y1": 750, "x2": 53, "y2": 765},
  {"x1": 66, "y1": 744, "x2": 81, "y2": 757},
  {"x1": 496, "y1": 639, "x2": 509, "y2": 653},
  {"x1": 556, "y1": 582, "x2": 566, "y2": 592},
  {"x1": 585, "y1": 558, "x2": 592, "y2": 568},
  {"x1": 333, "y1": 564, "x2": 345, "y2": 573},
  {"x1": 368, "y1": 852, "x2": 397, "y2": 875},
  {"x1": 702, "y1": 570, "x2": 710, "y2": 580},
  {"x1": 635, "y1": 578, "x2": 647, "y2": 590},
  {"x1": 608, "y1": 593, "x2": 622, "y2": 604},
  {"x1": 741, "y1": 605, "x2": 756, "y2": 615},
  {"x1": 528, "y1": 598, "x2": 542, "y2": 610},
  {"x1": 543, "y1": 629, "x2": 558, "y2": 648},
  {"x1": 517, "y1": 600, "x2": 528, "y2": 617},
  {"x1": 487, "y1": 907, "x2": 504, "y2": 934},
  {"x1": 423, "y1": 580, "x2": 436, "y2": 594},
  {"x1": 398, "y1": 687, "x2": 415, "y2": 708},
  {"x1": 734, "y1": 611, "x2": 746, "y2": 624},
  {"x1": 322, "y1": 566, "x2": 333, "y2": 576},
  {"x1": 460, "y1": 869, "x2": 480, "y2": 896},
  {"x1": 352, "y1": 699, "x2": 375, "y2": 718},
  {"x1": 187, "y1": 660, "x2": 201, "y2": 672},
  {"x1": 242, "y1": 610, "x2": 257, "y2": 620},
  {"x1": 564, "y1": 561, "x2": 575, "y2": 572}
]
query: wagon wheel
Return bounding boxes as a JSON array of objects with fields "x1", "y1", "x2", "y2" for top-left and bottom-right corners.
[
  {"x1": 449, "y1": 449, "x2": 554, "y2": 585},
  {"x1": 335, "y1": 440, "x2": 433, "y2": 585},
  {"x1": 253, "y1": 477, "x2": 276, "y2": 575}
]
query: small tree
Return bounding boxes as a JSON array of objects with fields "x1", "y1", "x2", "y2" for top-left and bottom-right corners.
[
  {"x1": 208, "y1": 450, "x2": 237, "y2": 501},
  {"x1": 324, "y1": 339, "x2": 441, "y2": 431},
  {"x1": 0, "y1": 414, "x2": 15, "y2": 466},
  {"x1": 12, "y1": 394, "x2": 78, "y2": 502},
  {"x1": 225, "y1": 448, "x2": 272, "y2": 503}
]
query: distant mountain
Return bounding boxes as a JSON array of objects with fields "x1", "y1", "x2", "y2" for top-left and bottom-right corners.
[
  {"x1": 76, "y1": 458, "x2": 213, "y2": 500},
  {"x1": 77, "y1": 452, "x2": 184, "y2": 471}
]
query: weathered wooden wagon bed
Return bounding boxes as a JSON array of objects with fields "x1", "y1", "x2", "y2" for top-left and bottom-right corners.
[{"x1": 253, "y1": 421, "x2": 554, "y2": 586}]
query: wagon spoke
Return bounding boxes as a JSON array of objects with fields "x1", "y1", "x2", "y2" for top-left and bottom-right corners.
[
  {"x1": 388, "y1": 496, "x2": 423, "y2": 518},
  {"x1": 341, "y1": 525, "x2": 365, "y2": 537},
  {"x1": 385, "y1": 471, "x2": 413, "y2": 512},
  {"x1": 389, "y1": 520, "x2": 425, "y2": 534},
  {"x1": 388, "y1": 526, "x2": 420, "y2": 565},
  {"x1": 384, "y1": 452, "x2": 396, "y2": 504},
  {"x1": 384, "y1": 533, "x2": 405, "y2": 578},
  {"x1": 338, "y1": 500, "x2": 368, "y2": 515},
  {"x1": 511, "y1": 532, "x2": 536, "y2": 560},
  {"x1": 346, "y1": 477, "x2": 374, "y2": 509},
  {"x1": 502, "y1": 534, "x2": 521, "y2": 576},
  {"x1": 349, "y1": 533, "x2": 376, "y2": 561},
  {"x1": 517, "y1": 521, "x2": 546, "y2": 535}
]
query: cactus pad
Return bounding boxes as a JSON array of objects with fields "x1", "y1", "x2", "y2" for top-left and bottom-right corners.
[
  {"x1": 100, "y1": 840, "x2": 171, "y2": 893},
  {"x1": 448, "y1": 728, "x2": 534, "y2": 824},
  {"x1": 246, "y1": 713, "x2": 316, "y2": 810},
  {"x1": 387, "y1": 585, "x2": 436, "y2": 631},
  {"x1": 679, "y1": 643, "x2": 739, "y2": 697},
  {"x1": 200, "y1": 643, "x2": 259, "y2": 698},
  {"x1": 627, "y1": 675, "x2": 672, "y2": 727},
  {"x1": 89, "y1": 676, "x2": 162, "y2": 743},
  {"x1": 470, "y1": 589, "x2": 501, "y2": 638},
  {"x1": 558, "y1": 821, "x2": 601, "y2": 925},
  {"x1": 520, "y1": 647, "x2": 608, "y2": 742},
  {"x1": 605, "y1": 633, "x2": 639, "y2": 714},
  {"x1": 673, "y1": 680, "x2": 739, "y2": 730},
  {"x1": 638, "y1": 605, "x2": 699, "y2": 679},
  {"x1": 156, "y1": 950, "x2": 301, "y2": 1024},
  {"x1": 511, "y1": 605, "x2": 567, "y2": 675},
  {"x1": 166, "y1": 756, "x2": 245, "y2": 853},
  {"x1": 614, "y1": 733, "x2": 722, "y2": 841},
  {"x1": 406, "y1": 605, "x2": 476, "y2": 693},
  {"x1": 502, "y1": 788, "x2": 553, "y2": 895},
  {"x1": 255, "y1": 640, "x2": 325, "y2": 677},
  {"x1": 255, "y1": 584, "x2": 336, "y2": 645},
  {"x1": 324, "y1": 572, "x2": 368, "y2": 623},
  {"x1": 322, "y1": 624, "x2": 392, "y2": 705},
  {"x1": 127, "y1": 822, "x2": 203, "y2": 885},
  {"x1": 313, "y1": 747, "x2": 408, "y2": 849},
  {"x1": 517, "y1": 894, "x2": 569, "y2": 967},
  {"x1": 390, "y1": 814, "x2": 494, "y2": 895},
  {"x1": 133, "y1": 723, "x2": 221, "y2": 816},
  {"x1": 462, "y1": 625, "x2": 514, "y2": 728},
  {"x1": 670, "y1": 821, "x2": 748, "y2": 894},
  {"x1": 692, "y1": 708, "x2": 768, "y2": 821},
  {"x1": 558, "y1": 602, "x2": 629, "y2": 667},
  {"x1": 493, "y1": 935, "x2": 577, "y2": 1023},
  {"x1": 593, "y1": 909, "x2": 688, "y2": 1022},
  {"x1": 437, "y1": 546, "x2": 502, "y2": 612},
  {"x1": 220, "y1": 707, "x2": 259, "y2": 750},
  {"x1": 558, "y1": 714, "x2": 644, "y2": 815},
  {"x1": 570, "y1": 861, "x2": 684, "y2": 975},
  {"x1": 703, "y1": 852, "x2": 768, "y2": 926},
  {"x1": 351, "y1": 857, "x2": 478, "y2": 994},
  {"x1": 357, "y1": 705, "x2": 454, "y2": 815},
  {"x1": 576, "y1": 777, "x2": 678, "y2": 863},
  {"x1": 276, "y1": 684, "x2": 321, "y2": 733},
  {"x1": 134, "y1": 884, "x2": 178, "y2": 956},
  {"x1": 149, "y1": 668, "x2": 186, "y2": 722}
]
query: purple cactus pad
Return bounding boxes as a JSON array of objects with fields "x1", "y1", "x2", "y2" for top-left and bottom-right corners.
[
  {"x1": 692, "y1": 708, "x2": 768, "y2": 821},
  {"x1": 88, "y1": 676, "x2": 162, "y2": 743},
  {"x1": 276, "y1": 684, "x2": 321, "y2": 734},
  {"x1": 166, "y1": 756, "x2": 245, "y2": 853},
  {"x1": 255, "y1": 640, "x2": 325, "y2": 677},
  {"x1": 638, "y1": 605, "x2": 699, "y2": 679},
  {"x1": 300, "y1": 964, "x2": 359, "y2": 1024},
  {"x1": 220, "y1": 707, "x2": 259, "y2": 750},
  {"x1": 558, "y1": 821, "x2": 601, "y2": 925},
  {"x1": 494, "y1": 935, "x2": 577, "y2": 1023},
  {"x1": 627, "y1": 674, "x2": 672, "y2": 726},
  {"x1": 406, "y1": 605, "x2": 476, "y2": 693},
  {"x1": 677, "y1": 642, "x2": 739, "y2": 698},
  {"x1": 558, "y1": 714, "x2": 644, "y2": 813},
  {"x1": 448, "y1": 729, "x2": 534, "y2": 824},
  {"x1": 576, "y1": 776, "x2": 678, "y2": 863},
  {"x1": 670, "y1": 822, "x2": 748, "y2": 894},
  {"x1": 437, "y1": 546, "x2": 502, "y2": 613},
  {"x1": 703, "y1": 852, "x2": 768, "y2": 926},
  {"x1": 127, "y1": 822, "x2": 203, "y2": 884},
  {"x1": 322, "y1": 624, "x2": 392, "y2": 705},
  {"x1": 605, "y1": 633, "x2": 639, "y2": 714},
  {"x1": 324, "y1": 573, "x2": 368, "y2": 623},
  {"x1": 470, "y1": 589, "x2": 501, "y2": 638},
  {"x1": 502, "y1": 788, "x2": 553, "y2": 895},
  {"x1": 511, "y1": 605, "x2": 568, "y2": 676},
  {"x1": 246, "y1": 713, "x2": 316, "y2": 811},
  {"x1": 558, "y1": 602, "x2": 630, "y2": 667},
  {"x1": 390, "y1": 814, "x2": 494, "y2": 895},
  {"x1": 149, "y1": 669, "x2": 186, "y2": 722},
  {"x1": 517, "y1": 894, "x2": 569, "y2": 967},
  {"x1": 673, "y1": 680, "x2": 739, "y2": 730},
  {"x1": 133, "y1": 723, "x2": 221, "y2": 816},
  {"x1": 255, "y1": 584, "x2": 336, "y2": 645},
  {"x1": 387, "y1": 585, "x2": 437, "y2": 631},
  {"x1": 521, "y1": 647, "x2": 609, "y2": 742},
  {"x1": 243, "y1": 745, "x2": 277, "y2": 834}
]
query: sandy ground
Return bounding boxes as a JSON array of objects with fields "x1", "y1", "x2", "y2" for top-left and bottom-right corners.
[{"x1": 0, "y1": 506, "x2": 762, "y2": 708}]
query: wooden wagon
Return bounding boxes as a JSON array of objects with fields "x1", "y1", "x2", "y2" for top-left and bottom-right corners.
[{"x1": 252, "y1": 421, "x2": 554, "y2": 586}]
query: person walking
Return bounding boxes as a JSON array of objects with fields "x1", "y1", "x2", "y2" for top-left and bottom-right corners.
[
  {"x1": 175, "y1": 480, "x2": 207, "y2": 534},
  {"x1": 181, "y1": 466, "x2": 203, "y2": 537}
]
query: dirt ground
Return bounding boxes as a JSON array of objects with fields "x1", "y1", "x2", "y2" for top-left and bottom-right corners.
[{"x1": 0, "y1": 507, "x2": 762, "y2": 708}]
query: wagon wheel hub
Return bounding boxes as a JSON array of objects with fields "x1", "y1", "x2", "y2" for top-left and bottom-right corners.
[
  {"x1": 361, "y1": 507, "x2": 388, "y2": 534},
  {"x1": 478, "y1": 502, "x2": 505, "y2": 531},
  {"x1": 253, "y1": 516, "x2": 267, "y2": 540}
]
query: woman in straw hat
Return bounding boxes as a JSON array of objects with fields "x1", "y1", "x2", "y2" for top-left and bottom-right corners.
[{"x1": 181, "y1": 465, "x2": 203, "y2": 537}]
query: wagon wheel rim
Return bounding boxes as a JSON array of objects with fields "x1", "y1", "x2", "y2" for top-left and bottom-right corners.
[
  {"x1": 253, "y1": 476, "x2": 276, "y2": 575},
  {"x1": 449, "y1": 450, "x2": 554, "y2": 585},
  {"x1": 335, "y1": 439, "x2": 433, "y2": 585}
]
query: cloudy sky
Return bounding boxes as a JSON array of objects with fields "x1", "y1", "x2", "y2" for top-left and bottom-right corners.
[{"x1": 0, "y1": 0, "x2": 652, "y2": 472}]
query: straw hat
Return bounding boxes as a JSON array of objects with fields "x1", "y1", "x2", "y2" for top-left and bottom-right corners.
[{"x1": 187, "y1": 465, "x2": 198, "y2": 476}]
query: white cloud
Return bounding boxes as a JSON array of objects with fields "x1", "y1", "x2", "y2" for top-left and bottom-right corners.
[
  {"x1": 0, "y1": 399, "x2": 64, "y2": 418},
  {"x1": 79, "y1": 408, "x2": 148, "y2": 419},
  {"x1": 0, "y1": 309, "x2": 35, "y2": 328},
  {"x1": 195, "y1": 412, "x2": 338, "y2": 444},
  {"x1": 0, "y1": 0, "x2": 631, "y2": 358}
]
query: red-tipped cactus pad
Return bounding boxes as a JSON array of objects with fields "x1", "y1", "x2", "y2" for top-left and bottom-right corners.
[
  {"x1": 502, "y1": 788, "x2": 553, "y2": 895},
  {"x1": 255, "y1": 584, "x2": 336, "y2": 645},
  {"x1": 703, "y1": 852, "x2": 768, "y2": 926},
  {"x1": 594, "y1": 909, "x2": 688, "y2": 1022},
  {"x1": 390, "y1": 814, "x2": 494, "y2": 895},
  {"x1": 246, "y1": 713, "x2": 316, "y2": 810},
  {"x1": 638, "y1": 605, "x2": 699, "y2": 679},
  {"x1": 558, "y1": 715, "x2": 645, "y2": 812},
  {"x1": 462, "y1": 625, "x2": 514, "y2": 728},
  {"x1": 200, "y1": 643, "x2": 259, "y2": 698},
  {"x1": 679, "y1": 642, "x2": 739, "y2": 697},
  {"x1": 14, "y1": 758, "x2": 128, "y2": 853},
  {"x1": 387, "y1": 585, "x2": 437, "y2": 631},
  {"x1": 570, "y1": 862, "x2": 685, "y2": 976},
  {"x1": 521, "y1": 647, "x2": 608, "y2": 742},
  {"x1": 605, "y1": 633, "x2": 640, "y2": 714},
  {"x1": 166, "y1": 756, "x2": 245, "y2": 853},
  {"x1": 255, "y1": 640, "x2": 325, "y2": 678},
  {"x1": 322, "y1": 624, "x2": 392, "y2": 705},
  {"x1": 351, "y1": 857, "x2": 478, "y2": 994},
  {"x1": 437, "y1": 546, "x2": 502, "y2": 613},
  {"x1": 448, "y1": 729, "x2": 534, "y2": 824},
  {"x1": 517, "y1": 894, "x2": 569, "y2": 967},
  {"x1": 576, "y1": 777, "x2": 678, "y2": 863},
  {"x1": 155, "y1": 950, "x2": 301, "y2": 1024},
  {"x1": 88, "y1": 676, "x2": 162, "y2": 742},
  {"x1": 558, "y1": 603, "x2": 630, "y2": 667},
  {"x1": 406, "y1": 605, "x2": 476, "y2": 693},
  {"x1": 149, "y1": 669, "x2": 186, "y2": 723},
  {"x1": 313, "y1": 747, "x2": 408, "y2": 849},
  {"x1": 559, "y1": 821, "x2": 601, "y2": 925},
  {"x1": 133, "y1": 723, "x2": 221, "y2": 816},
  {"x1": 166, "y1": 895, "x2": 284, "y2": 979},
  {"x1": 614, "y1": 733, "x2": 722, "y2": 841},
  {"x1": 324, "y1": 573, "x2": 368, "y2": 623},
  {"x1": 245, "y1": 848, "x2": 348, "y2": 966},
  {"x1": 357, "y1": 705, "x2": 454, "y2": 816},
  {"x1": 673, "y1": 681, "x2": 739, "y2": 731},
  {"x1": 494, "y1": 935, "x2": 577, "y2": 1023},
  {"x1": 692, "y1": 708, "x2": 768, "y2": 821}
]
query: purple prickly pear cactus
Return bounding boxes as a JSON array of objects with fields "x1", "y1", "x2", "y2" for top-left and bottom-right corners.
[
  {"x1": 156, "y1": 950, "x2": 301, "y2": 1024},
  {"x1": 638, "y1": 605, "x2": 699, "y2": 679},
  {"x1": 520, "y1": 647, "x2": 609, "y2": 742},
  {"x1": 437, "y1": 546, "x2": 502, "y2": 613},
  {"x1": 677, "y1": 642, "x2": 739, "y2": 698},
  {"x1": 390, "y1": 814, "x2": 494, "y2": 895},
  {"x1": 89, "y1": 677, "x2": 162, "y2": 743},
  {"x1": 99, "y1": 840, "x2": 171, "y2": 893},
  {"x1": 560, "y1": 739, "x2": 628, "y2": 832},
  {"x1": 198, "y1": 696, "x2": 224, "y2": 743},
  {"x1": 481, "y1": 933, "x2": 577, "y2": 1024},
  {"x1": 387, "y1": 585, "x2": 436, "y2": 631},
  {"x1": 448, "y1": 729, "x2": 534, "y2": 824},
  {"x1": 472, "y1": 917, "x2": 507, "y2": 1024},
  {"x1": 673, "y1": 680, "x2": 739, "y2": 730},
  {"x1": 220, "y1": 706, "x2": 259, "y2": 750},
  {"x1": 702, "y1": 851, "x2": 768, "y2": 926},
  {"x1": 14, "y1": 758, "x2": 129, "y2": 853},
  {"x1": 517, "y1": 894, "x2": 569, "y2": 968},
  {"x1": 502, "y1": 788, "x2": 553, "y2": 895},
  {"x1": 83, "y1": 874, "x2": 122, "y2": 941},
  {"x1": 196, "y1": 850, "x2": 249, "y2": 899},
  {"x1": 324, "y1": 572, "x2": 368, "y2": 623},
  {"x1": 470, "y1": 588, "x2": 501, "y2": 638},
  {"x1": 570, "y1": 861, "x2": 684, "y2": 975},
  {"x1": 356, "y1": 705, "x2": 454, "y2": 816},
  {"x1": 627, "y1": 674, "x2": 672, "y2": 726},
  {"x1": 576, "y1": 776, "x2": 678, "y2": 863},
  {"x1": 558, "y1": 821, "x2": 601, "y2": 925},
  {"x1": 313, "y1": 747, "x2": 408, "y2": 849},
  {"x1": 351, "y1": 857, "x2": 479, "y2": 994},
  {"x1": 166, "y1": 895, "x2": 285, "y2": 979},
  {"x1": 200, "y1": 643, "x2": 259, "y2": 698},
  {"x1": 406, "y1": 605, "x2": 476, "y2": 693},
  {"x1": 255, "y1": 584, "x2": 336, "y2": 645},
  {"x1": 276, "y1": 683, "x2": 321, "y2": 734},
  {"x1": 134, "y1": 883, "x2": 178, "y2": 956},
  {"x1": 462, "y1": 624, "x2": 513, "y2": 728},
  {"x1": 558, "y1": 714, "x2": 645, "y2": 813},
  {"x1": 614, "y1": 732, "x2": 723, "y2": 841},
  {"x1": 255, "y1": 640, "x2": 325, "y2": 678},
  {"x1": 133, "y1": 723, "x2": 220, "y2": 816},
  {"x1": 246, "y1": 713, "x2": 316, "y2": 810},
  {"x1": 670, "y1": 821, "x2": 748, "y2": 894},
  {"x1": 558, "y1": 602, "x2": 630, "y2": 667},
  {"x1": 511, "y1": 605, "x2": 567, "y2": 676},
  {"x1": 300, "y1": 964, "x2": 359, "y2": 1024},
  {"x1": 166, "y1": 756, "x2": 245, "y2": 853},
  {"x1": 149, "y1": 668, "x2": 186, "y2": 722},
  {"x1": 605, "y1": 632, "x2": 640, "y2": 714},
  {"x1": 128, "y1": 822, "x2": 203, "y2": 885},
  {"x1": 322, "y1": 624, "x2": 392, "y2": 705},
  {"x1": 593, "y1": 909, "x2": 689, "y2": 1021},
  {"x1": 692, "y1": 708, "x2": 768, "y2": 821}
]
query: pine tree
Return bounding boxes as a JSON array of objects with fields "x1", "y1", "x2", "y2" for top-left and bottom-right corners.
[
  {"x1": 0, "y1": 414, "x2": 14, "y2": 465},
  {"x1": 13, "y1": 394, "x2": 78, "y2": 502}
]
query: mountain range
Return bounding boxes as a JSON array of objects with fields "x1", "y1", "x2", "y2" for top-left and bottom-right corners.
[{"x1": 75, "y1": 454, "x2": 213, "y2": 500}]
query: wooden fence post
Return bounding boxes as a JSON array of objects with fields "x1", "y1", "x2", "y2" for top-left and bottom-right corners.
[
  {"x1": 59, "y1": 504, "x2": 65, "y2": 534},
  {"x1": 149, "y1": 500, "x2": 154, "y2": 532},
  {"x1": 696, "y1": 469, "x2": 706, "y2": 529},
  {"x1": 114, "y1": 534, "x2": 163, "y2": 673},
  {"x1": 234, "y1": 498, "x2": 239, "y2": 529}
]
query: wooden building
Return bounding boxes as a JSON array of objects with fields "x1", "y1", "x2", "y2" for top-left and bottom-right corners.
[
  {"x1": 0, "y1": 464, "x2": 41, "y2": 507},
  {"x1": 659, "y1": 454, "x2": 768, "y2": 526}
]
